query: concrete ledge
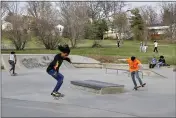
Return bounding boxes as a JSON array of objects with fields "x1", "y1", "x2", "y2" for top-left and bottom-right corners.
[{"x1": 70, "y1": 80, "x2": 125, "y2": 94}]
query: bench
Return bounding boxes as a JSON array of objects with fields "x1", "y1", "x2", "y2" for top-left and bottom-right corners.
[{"x1": 71, "y1": 80, "x2": 125, "y2": 94}]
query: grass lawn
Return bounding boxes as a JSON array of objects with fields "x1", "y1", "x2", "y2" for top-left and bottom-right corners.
[{"x1": 2, "y1": 40, "x2": 176, "y2": 65}]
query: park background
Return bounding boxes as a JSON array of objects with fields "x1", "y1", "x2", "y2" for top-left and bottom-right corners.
[{"x1": 1, "y1": 1, "x2": 176, "y2": 65}]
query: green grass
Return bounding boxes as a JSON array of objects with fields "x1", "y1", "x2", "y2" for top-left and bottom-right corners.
[{"x1": 2, "y1": 40, "x2": 176, "y2": 65}]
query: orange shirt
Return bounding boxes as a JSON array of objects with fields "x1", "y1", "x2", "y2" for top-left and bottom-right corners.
[{"x1": 126, "y1": 58, "x2": 141, "y2": 72}]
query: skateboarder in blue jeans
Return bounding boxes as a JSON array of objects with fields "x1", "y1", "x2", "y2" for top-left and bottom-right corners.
[{"x1": 46, "y1": 45, "x2": 71, "y2": 97}]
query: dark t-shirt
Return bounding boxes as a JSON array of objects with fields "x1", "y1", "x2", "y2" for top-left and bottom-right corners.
[
  {"x1": 159, "y1": 58, "x2": 166, "y2": 64},
  {"x1": 46, "y1": 53, "x2": 71, "y2": 72}
]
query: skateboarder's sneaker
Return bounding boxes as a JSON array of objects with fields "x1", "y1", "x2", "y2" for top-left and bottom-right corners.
[
  {"x1": 56, "y1": 92, "x2": 62, "y2": 95},
  {"x1": 141, "y1": 83, "x2": 146, "y2": 87},
  {"x1": 133, "y1": 85, "x2": 142, "y2": 90},
  {"x1": 133, "y1": 86, "x2": 138, "y2": 90},
  {"x1": 12, "y1": 73, "x2": 17, "y2": 76},
  {"x1": 56, "y1": 92, "x2": 64, "y2": 97},
  {"x1": 51, "y1": 92, "x2": 60, "y2": 97}
]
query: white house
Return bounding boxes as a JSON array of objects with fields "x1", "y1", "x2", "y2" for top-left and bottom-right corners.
[
  {"x1": 1, "y1": 21, "x2": 13, "y2": 31},
  {"x1": 147, "y1": 26, "x2": 170, "y2": 35}
]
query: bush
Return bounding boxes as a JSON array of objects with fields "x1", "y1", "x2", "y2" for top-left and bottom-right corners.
[{"x1": 92, "y1": 41, "x2": 102, "y2": 48}]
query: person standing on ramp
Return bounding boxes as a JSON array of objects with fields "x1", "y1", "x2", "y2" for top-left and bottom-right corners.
[
  {"x1": 119, "y1": 56, "x2": 146, "y2": 90},
  {"x1": 46, "y1": 44, "x2": 71, "y2": 97}
]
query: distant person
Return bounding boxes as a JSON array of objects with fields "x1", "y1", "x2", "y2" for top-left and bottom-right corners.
[
  {"x1": 8, "y1": 51, "x2": 17, "y2": 75},
  {"x1": 46, "y1": 44, "x2": 71, "y2": 97},
  {"x1": 119, "y1": 56, "x2": 146, "y2": 90},
  {"x1": 149, "y1": 56, "x2": 157, "y2": 68},
  {"x1": 158, "y1": 56, "x2": 170, "y2": 67},
  {"x1": 153, "y1": 41, "x2": 158, "y2": 53},
  {"x1": 143, "y1": 44, "x2": 148, "y2": 53},
  {"x1": 117, "y1": 40, "x2": 120, "y2": 48},
  {"x1": 140, "y1": 42, "x2": 143, "y2": 52},
  {"x1": 116, "y1": 34, "x2": 120, "y2": 48}
]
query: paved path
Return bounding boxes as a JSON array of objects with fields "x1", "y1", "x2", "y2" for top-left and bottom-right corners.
[{"x1": 1, "y1": 67, "x2": 175, "y2": 117}]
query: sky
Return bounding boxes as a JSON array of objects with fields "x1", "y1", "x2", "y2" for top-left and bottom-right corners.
[
  {"x1": 125, "y1": 2, "x2": 161, "y2": 13},
  {"x1": 17, "y1": 1, "x2": 161, "y2": 12},
  {"x1": 2, "y1": 1, "x2": 172, "y2": 21}
]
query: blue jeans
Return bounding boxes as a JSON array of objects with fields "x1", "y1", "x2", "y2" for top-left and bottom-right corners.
[
  {"x1": 48, "y1": 69, "x2": 64, "y2": 92},
  {"x1": 157, "y1": 62, "x2": 164, "y2": 68},
  {"x1": 131, "y1": 71, "x2": 143, "y2": 87}
]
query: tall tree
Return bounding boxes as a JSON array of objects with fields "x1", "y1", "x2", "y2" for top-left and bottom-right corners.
[
  {"x1": 57, "y1": 2, "x2": 89, "y2": 48},
  {"x1": 27, "y1": 1, "x2": 61, "y2": 50},
  {"x1": 86, "y1": 2, "x2": 102, "y2": 20},
  {"x1": 94, "y1": 19, "x2": 108, "y2": 40},
  {"x1": 1, "y1": 1, "x2": 8, "y2": 21},
  {"x1": 130, "y1": 8, "x2": 145, "y2": 41},
  {"x1": 3, "y1": 2, "x2": 31, "y2": 50},
  {"x1": 140, "y1": 5, "x2": 158, "y2": 26},
  {"x1": 160, "y1": 2, "x2": 176, "y2": 40},
  {"x1": 113, "y1": 12, "x2": 128, "y2": 43},
  {"x1": 99, "y1": 1, "x2": 126, "y2": 20},
  {"x1": 139, "y1": 5, "x2": 158, "y2": 43}
]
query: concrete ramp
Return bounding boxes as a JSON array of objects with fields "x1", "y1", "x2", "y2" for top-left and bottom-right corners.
[
  {"x1": 71, "y1": 80, "x2": 125, "y2": 94},
  {"x1": 1, "y1": 54, "x2": 100, "y2": 70},
  {"x1": 2, "y1": 54, "x2": 56, "y2": 70}
]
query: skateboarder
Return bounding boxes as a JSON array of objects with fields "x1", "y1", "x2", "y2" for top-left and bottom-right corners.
[
  {"x1": 46, "y1": 44, "x2": 71, "y2": 97},
  {"x1": 8, "y1": 51, "x2": 17, "y2": 75},
  {"x1": 119, "y1": 56, "x2": 146, "y2": 90}
]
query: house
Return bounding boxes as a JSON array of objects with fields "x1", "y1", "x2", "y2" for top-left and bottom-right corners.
[
  {"x1": 1, "y1": 21, "x2": 13, "y2": 31},
  {"x1": 148, "y1": 25, "x2": 169, "y2": 34},
  {"x1": 147, "y1": 25, "x2": 174, "y2": 39}
]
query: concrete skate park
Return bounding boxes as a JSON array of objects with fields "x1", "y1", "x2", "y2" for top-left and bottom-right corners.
[{"x1": 1, "y1": 54, "x2": 175, "y2": 117}]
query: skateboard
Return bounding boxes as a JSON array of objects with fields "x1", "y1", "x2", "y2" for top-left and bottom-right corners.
[
  {"x1": 11, "y1": 73, "x2": 18, "y2": 76},
  {"x1": 133, "y1": 83, "x2": 146, "y2": 90},
  {"x1": 52, "y1": 94, "x2": 65, "y2": 100}
]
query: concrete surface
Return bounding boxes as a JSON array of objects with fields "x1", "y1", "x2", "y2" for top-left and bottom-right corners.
[{"x1": 1, "y1": 54, "x2": 176, "y2": 117}]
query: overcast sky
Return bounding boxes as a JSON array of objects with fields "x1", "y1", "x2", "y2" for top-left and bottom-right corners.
[
  {"x1": 18, "y1": 1, "x2": 161, "y2": 11},
  {"x1": 3, "y1": 1, "x2": 171, "y2": 20}
]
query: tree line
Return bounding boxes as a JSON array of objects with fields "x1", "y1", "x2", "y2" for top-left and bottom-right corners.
[{"x1": 1, "y1": 1, "x2": 176, "y2": 50}]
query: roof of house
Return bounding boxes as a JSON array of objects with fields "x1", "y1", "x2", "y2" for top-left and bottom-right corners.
[{"x1": 148, "y1": 26, "x2": 169, "y2": 30}]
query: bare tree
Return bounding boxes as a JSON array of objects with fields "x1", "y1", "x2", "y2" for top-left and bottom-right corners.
[
  {"x1": 57, "y1": 2, "x2": 89, "y2": 48},
  {"x1": 99, "y1": 1, "x2": 126, "y2": 20},
  {"x1": 139, "y1": 5, "x2": 158, "y2": 43},
  {"x1": 2, "y1": 2, "x2": 31, "y2": 50},
  {"x1": 160, "y1": 2, "x2": 176, "y2": 40},
  {"x1": 27, "y1": 1, "x2": 61, "y2": 49},
  {"x1": 1, "y1": 1, "x2": 9, "y2": 21},
  {"x1": 113, "y1": 12, "x2": 128, "y2": 43},
  {"x1": 86, "y1": 2, "x2": 102, "y2": 20},
  {"x1": 140, "y1": 5, "x2": 158, "y2": 26}
]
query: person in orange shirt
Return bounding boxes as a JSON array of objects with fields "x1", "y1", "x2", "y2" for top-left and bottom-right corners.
[{"x1": 120, "y1": 56, "x2": 146, "y2": 90}]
